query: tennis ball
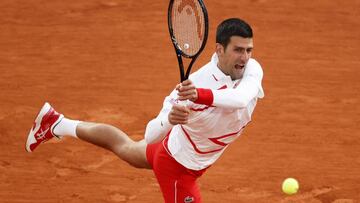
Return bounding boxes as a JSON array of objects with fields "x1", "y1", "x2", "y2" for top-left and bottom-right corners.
[{"x1": 282, "y1": 178, "x2": 299, "y2": 195}]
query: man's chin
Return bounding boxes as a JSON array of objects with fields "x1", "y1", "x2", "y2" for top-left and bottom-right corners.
[{"x1": 231, "y1": 71, "x2": 244, "y2": 80}]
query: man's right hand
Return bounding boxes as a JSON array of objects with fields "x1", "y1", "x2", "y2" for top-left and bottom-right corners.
[{"x1": 168, "y1": 103, "x2": 190, "y2": 125}]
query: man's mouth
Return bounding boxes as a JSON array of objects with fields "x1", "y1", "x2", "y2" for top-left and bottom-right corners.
[{"x1": 235, "y1": 64, "x2": 245, "y2": 69}]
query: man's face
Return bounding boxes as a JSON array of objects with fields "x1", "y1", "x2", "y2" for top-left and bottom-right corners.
[{"x1": 216, "y1": 36, "x2": 253, "y2": 80}]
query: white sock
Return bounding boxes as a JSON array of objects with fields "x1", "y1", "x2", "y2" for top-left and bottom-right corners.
[{"x1": 53, "y1": 118, "x2": 80, "y2": 138}]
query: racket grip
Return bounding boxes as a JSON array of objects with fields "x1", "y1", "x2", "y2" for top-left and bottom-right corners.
[{"x1": 177, "y1": 99, "x2": 189, "y2": 107}]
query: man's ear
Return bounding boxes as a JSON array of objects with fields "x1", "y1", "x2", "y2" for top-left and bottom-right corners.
[{"x1": 215, "y1": 43, "x2": 224, "y2": 56}]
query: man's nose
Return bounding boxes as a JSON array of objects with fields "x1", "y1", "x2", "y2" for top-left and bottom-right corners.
[{"x1": 240, "y1": 51, "x2": 249, "y2": 61}]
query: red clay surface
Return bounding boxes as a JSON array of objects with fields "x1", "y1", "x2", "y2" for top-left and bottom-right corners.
[{"x1": 1, "y1": 0, "x2": 359, "y2": 202}]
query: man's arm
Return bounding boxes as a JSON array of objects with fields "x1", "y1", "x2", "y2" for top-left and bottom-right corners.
[
  {"x1": 177, "y1": 72, "x2": 263, "y2": 108},
  {"x1": 210, "y1": 76, "x2": 262, "y2": 108},
  {"x1": 144, "y1": 91, "x2": 175, "y2": 144},
  {"x1": 144, "y1": 88, "x2": 191, "y2": 144}
]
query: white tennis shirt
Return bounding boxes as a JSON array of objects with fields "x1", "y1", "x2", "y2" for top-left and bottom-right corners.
[{"x1": 145, "y1": 53, "x2": 264, "y2": 170}]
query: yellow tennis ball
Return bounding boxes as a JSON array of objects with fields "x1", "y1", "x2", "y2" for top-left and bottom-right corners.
[{"x1": 282, "y1": 178, "x2": 299, "y2": 195}]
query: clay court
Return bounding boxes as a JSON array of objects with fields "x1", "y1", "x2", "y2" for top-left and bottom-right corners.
[{"x1": 1, "y1": 0, "x2": 359, "y2": 202}]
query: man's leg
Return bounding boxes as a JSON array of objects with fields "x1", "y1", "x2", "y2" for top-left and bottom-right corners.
[
  {"x1": 147, "y1": 140, "x2": 204, "y2": 203},
  {"x1": 76, "y1": 122, "x2": 150, "y2": 169},
  {"x1": 26, "y1": 102, "x2": 151, "y2": 169}
]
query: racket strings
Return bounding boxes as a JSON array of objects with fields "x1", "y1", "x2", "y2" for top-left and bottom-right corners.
[{"x1": 171, "y1": 0, "x2": 205, "y2": 57}]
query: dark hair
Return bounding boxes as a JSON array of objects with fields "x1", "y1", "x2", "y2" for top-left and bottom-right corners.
[{"x1": 216, "y1": 18, "x2": 253, "y2": 49}]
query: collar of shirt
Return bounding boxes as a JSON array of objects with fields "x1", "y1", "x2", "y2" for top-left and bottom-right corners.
[{"x1": 210, "y1": 53, "x2": 240, "y2": 88}]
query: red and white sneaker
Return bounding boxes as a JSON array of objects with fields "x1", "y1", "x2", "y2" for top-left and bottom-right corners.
[{"x1": 25, "y1": 102, "x2": 64, "y2": 152}]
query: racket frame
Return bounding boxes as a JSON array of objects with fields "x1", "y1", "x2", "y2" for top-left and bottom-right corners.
[{"x1": 168, "y1": 0, "x2": 209, "y2": 82}]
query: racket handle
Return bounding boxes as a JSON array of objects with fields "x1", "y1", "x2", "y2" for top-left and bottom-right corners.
[{"x1": 177, "y1": 99, "x2": 189, "y2": 107}]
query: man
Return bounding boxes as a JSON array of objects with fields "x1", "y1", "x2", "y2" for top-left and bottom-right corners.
[{"x1": 26, "y1": 18, "x2": 264, "y2": 203}]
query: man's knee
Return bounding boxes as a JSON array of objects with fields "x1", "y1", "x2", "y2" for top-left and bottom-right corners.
[
  {"x1": 177, "y1": 180, "x2": 201, "y2": 203},
  {"x1": 115, "y1": 140, "x2": 150, "y2": 169}
]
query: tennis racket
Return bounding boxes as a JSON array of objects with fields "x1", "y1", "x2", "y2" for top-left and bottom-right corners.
[{"x1": 168, "y1": 0, "x2": 209, "y2": 82}]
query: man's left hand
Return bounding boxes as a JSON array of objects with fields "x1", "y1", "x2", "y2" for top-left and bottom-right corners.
[{"x1": 176, "y1": 80, "x2": 198, "y2": 102}]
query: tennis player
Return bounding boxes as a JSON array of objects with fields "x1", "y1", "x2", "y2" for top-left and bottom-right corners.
[{"x1": 26, "y1": 18, "x2": 264, "y2": 203}]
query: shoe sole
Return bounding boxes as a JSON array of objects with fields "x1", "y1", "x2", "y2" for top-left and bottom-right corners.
[{"x1": 25, "y1": 102, "x2": 63, "y2": 152}]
